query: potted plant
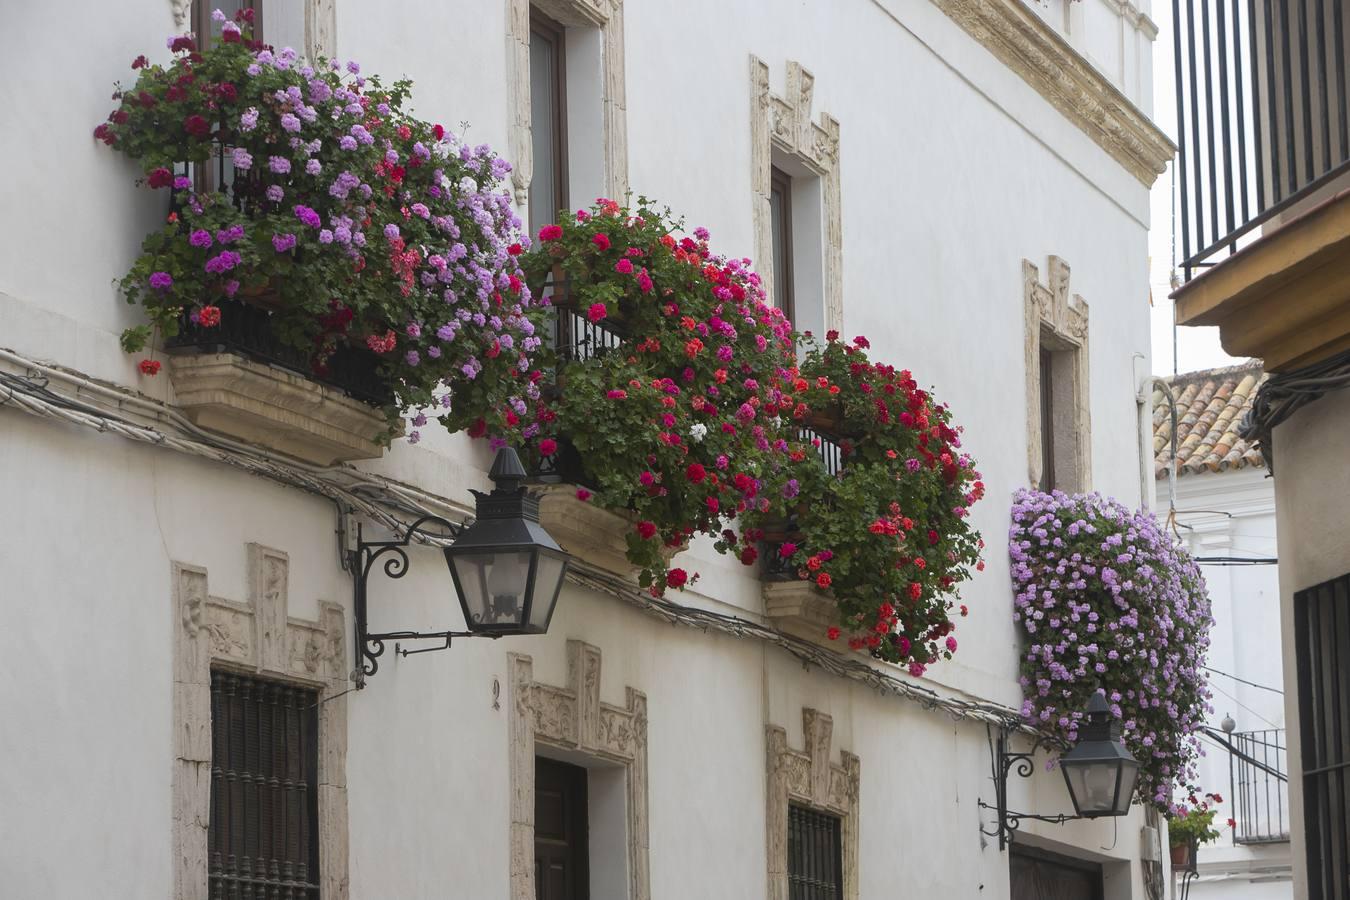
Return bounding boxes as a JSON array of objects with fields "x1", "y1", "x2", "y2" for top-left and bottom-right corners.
[
  {"x1": 1010, "y1": 489, "x2": 1214, "y2": 809},
  {"x1": 743, "y1": 333, "x2": 986, "y2": 671},
  {"x1": 96, "y1": 10, "x2": 538, "y2": 452},
  {"x1": 512, "y1": 199, "x2": 797, "y2": 590},
  {"x1": 1167, "y1": 792, "x2": 1224, "y2": 868}
]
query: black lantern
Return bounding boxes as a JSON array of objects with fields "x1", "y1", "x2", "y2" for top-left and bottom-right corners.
[
  {"x1": 980, "y1": 690, "x2": 1141, "y2": 848},
  {"x1": 444, "y1": 447, "x2": 568, "y2": 635},
  {"x1": 1059, "y1": 691, "x2": 1140, "y2": 818},
  {"x1": 350, "y1": 446, "x2": 569, "y2": 684}
]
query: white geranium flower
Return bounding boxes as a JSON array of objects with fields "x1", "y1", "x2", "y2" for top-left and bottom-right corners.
[{"x1": 689, "y1": 423, "x2": 708, "y2": 443}]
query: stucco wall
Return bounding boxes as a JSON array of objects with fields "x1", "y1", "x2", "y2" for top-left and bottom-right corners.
[
  {"x1": 0, "y1": 0, "x2": 1161, "y2": 896},
  {"x1": 1272, "y1": 386, "x2": 1350, "y2": 900}
]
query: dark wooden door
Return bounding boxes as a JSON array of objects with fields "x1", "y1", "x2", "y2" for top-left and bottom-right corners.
[
  {"x1": 1010, "y1": 845, "x2": 1103, "y2": 900},
  {"x1": 535, "y1": 757, "x2": 589, "y2": 900}
]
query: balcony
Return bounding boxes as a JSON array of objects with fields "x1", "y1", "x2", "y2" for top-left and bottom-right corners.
[
  {"x1": 1170, "y1": 3, "x2": 1350, "y2": 371},
  {"x1": 1229, "y1": 728, "x2": 1290, "y2": 844}
]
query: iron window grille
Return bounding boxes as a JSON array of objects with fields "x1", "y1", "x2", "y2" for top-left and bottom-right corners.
[
  {"x1": 209, "y1": 670, "x2": 321, "y2": 900},
  {"x1": 787, "y1": 804, "x2": 843, "y2": 900},
  {"x1": 1294, "y1": 573, "x2": 1350, "y2": 900}
]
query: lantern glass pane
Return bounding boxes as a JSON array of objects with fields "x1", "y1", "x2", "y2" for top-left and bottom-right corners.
[
  {"x1": 528, "y1": 551, "x2": 566, "y2": 631},
  {"x1": 455, "y1": 550, "x2": 533, "y2": 629},
  {"x1": 1063, "y1": 760, "x2": 1121, "y2": 816}
]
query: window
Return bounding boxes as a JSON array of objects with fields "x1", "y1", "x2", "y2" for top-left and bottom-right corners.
[
  {"x1": 1294, "y1": 574, "x2": 1350, "y2": 900},
  {"x1": 535, "y1": 757, "x2": 590, "y2": 900},
  {"x1": 788, "y1": 805, "x2": 843, "y2": 900},
  {"x1": 1038, "y1": 346, "x2": 1056, "y2": 492},
  {"x1": 208, "y1": 670, "x2": 320, "y2": 900},
  {"x1": 769, "y1": 166, "x2": 795, "y2": 324},
  {"x1": 192, "y1": 0, "x2": 259, "y2": 50},
  {"x1": 529, "y1": 9, "x2": 569, "y2": 235}
]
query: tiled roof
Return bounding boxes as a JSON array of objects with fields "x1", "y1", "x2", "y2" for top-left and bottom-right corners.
[{"x1": 1153, "y1": 361, "x2": 1267, "y2": 478}]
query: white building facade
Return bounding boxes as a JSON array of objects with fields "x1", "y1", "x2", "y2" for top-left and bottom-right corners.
[
  {"x1": 0, "y1": 0, "x2": 1174, "y2": 897},
  {"x1": 1153, "y1": 363, "x2": 1291, "y2": 898}
]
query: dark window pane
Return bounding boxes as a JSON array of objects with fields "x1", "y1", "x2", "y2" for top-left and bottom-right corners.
[
  {"x1": 529, "y1": 11, "x2": 568, "y2": 235},
  {"x1": 535, "y1": 757, "x2": 589, "y2": 900},
  {"x1": 208, "y1": 670, "x2": 320, "y2": 899},
  {"x1": 770, "y1": 166, "x2": 794, "y2": 324},
  {"x1": 1039, "y1": 347, "x2": 1056, "y2": 492}
]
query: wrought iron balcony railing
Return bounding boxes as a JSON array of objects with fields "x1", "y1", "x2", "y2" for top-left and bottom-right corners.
[
  {"x1": 1173, "y1": 1, "x2": 1350, "y2": 280},
  {"x1": 1230, "y1": 728, "x2": 1291, "y2": 844}
]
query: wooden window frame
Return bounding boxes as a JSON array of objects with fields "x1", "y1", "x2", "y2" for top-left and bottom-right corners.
[
  {"x1": 529, "y1": 7, "x2": 569, "y2": 230},
  {"x1": 770, "y1": 165, "x2": 796, "y2": 323}
]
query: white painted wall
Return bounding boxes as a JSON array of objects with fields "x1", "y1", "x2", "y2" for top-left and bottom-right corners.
[
  {"x1": 1169, "y1": 468, "x2": 1292, "y2": 899},
  {"x1": 0, "y1": 0, "x2": 1164, "y2": 896},
  {"x1": 1272, "y1": 387, "x2": 1350, "y2": 900}
]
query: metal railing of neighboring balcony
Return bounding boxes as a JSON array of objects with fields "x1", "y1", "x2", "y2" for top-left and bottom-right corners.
[
  {"x1": 1230, "y1": 728, "x2": 1291, "y2": 844},
  {"x1": 1173, "y1": 1, "x2": 1350, "y2": 281}
]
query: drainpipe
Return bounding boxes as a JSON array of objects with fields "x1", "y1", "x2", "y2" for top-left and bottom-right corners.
[{"x1": 1133, "y1": 354, "x2": 1179, "y2": 515}]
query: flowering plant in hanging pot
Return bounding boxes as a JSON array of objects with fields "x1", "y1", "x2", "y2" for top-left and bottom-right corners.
[
  {"x1": 95, "y1": 11, "x2": 539, "y2": 443},
  {"x1": 1010, "y1": 489, "x2": 1213, "y2": 808},
  {"x1": 1166, "y1": 791, "x2": 1225, "y2": 867},
  {"x1": 744, "y1": 333, "x2": 985, "y2": 671},
  {"x1": 510, "y1": 198, "x2": 797, "y2": 591}
]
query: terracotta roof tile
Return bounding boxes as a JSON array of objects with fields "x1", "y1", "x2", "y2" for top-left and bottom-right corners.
[{"x1": 1153, "y1": 361, "x2": 1267, "y2": 478}]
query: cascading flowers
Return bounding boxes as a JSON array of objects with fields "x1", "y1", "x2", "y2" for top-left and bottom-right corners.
[
  {"x1": 1009, "y1": 489, "x2": 1212, "y2": 807},
  {"x1": 96, "y1": 10, "x2": 539, "y2": 441},
  {"x1": 744, "y1": 333, "x2": 985, "y2": 670},
  {"x1": 512, "y1": 199, "x2": 798, "y2": 590}
]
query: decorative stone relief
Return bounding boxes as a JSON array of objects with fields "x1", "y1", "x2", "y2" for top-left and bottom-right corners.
[
  {"x1": 749, "y1": 57, "x2": 843, "y2": 332},
  {"x1": 1024, "y1": 256, "x2": 1092, "y2": 491},
  {"x1": 506, "y1": 0, "x2": 629, "y2": 208},
  {"x1": 509, "y1": 641, "x2": 649, "y2": 900},
  {"x1": 172, "y1": 545, "x2": 349, "y2": 900},
  {"x1": 926, "y1": 0, "x2": 1172, "y2": 185},
  {"x1": 766, "y1": 709, "x2": 860, "y2": 900}
]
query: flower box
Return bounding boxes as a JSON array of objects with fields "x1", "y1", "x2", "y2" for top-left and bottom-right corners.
[
  {"x1": 168, "y1": 352, "x2": 396, "y2": 465},
  {"x1": 535, "y1": 485, "x2": 683, "y2": 582}
]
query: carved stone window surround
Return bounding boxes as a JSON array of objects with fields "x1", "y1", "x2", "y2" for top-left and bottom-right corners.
[
  {"x1": 507, "y1": 0, "x2": 629, "y2": 208},
  {"x1": 766, "y1": 708, "x2": 860, "y2": 900},
  {"x1": 508, "y1": 640, "x2": 649, "y2": 900},
  {"x1": 1024, "y1": 256, "x2": 1091, "y2": 492},
  {"x1": 173, "y1": 544, "x2": 349, "y2": 899},
  {"x1": 171, "y1": 0, "x2": 336, "y2": 59},
  {"x1": 750, "y1": 57, "x2": 843, "y2": 333}
]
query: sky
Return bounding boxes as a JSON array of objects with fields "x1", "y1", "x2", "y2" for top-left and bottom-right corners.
[{"x1": 1146, "y1": 1, "x2": 1246, "y2": 378}]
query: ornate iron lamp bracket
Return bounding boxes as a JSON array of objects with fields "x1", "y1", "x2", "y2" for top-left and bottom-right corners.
[
  {"x1": 978, "y1": 728, "x2": 1079, "y2": 850},
  {"x1": 349, "y1": 514, "x2": 491, "y2": 687}
]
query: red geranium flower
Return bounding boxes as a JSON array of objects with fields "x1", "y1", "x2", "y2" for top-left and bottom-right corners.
[
  {"x1": 592, "y1": 233, "x2": 611, "y2": 251},
  {"x1": 170, "y1": 36, "x2": 196, "y2": 53},
  {"x1": 816, "y1": 573, "x2": 832, "y2": 588},
  {"x1": 827, "y1": 627, "x2": 841, "y2": 640},
  {"x1": 146, "y1": 167, "x2": 173, "y2": 189},
  {"x1": 131, "y1": 55, "x2": 149, "y2": 69},
  {"x1": 575, "y1": 488, "x2": 592, "y2": 502},
  {"x1": 198, "y1": 305, "x2": 221, "y2": 327},
  {"x1": 538, "y1": 224, "x2": 563, "y2": 241},
  {"x1": 183, "y1": 115, "x2": 211, "y2": 138},
  {"x1": 587, "y1": 302, "x2": 607, "y2": 324},
  {"x1": 666, "y1": 568, "x2": 688, "y2": 589},
  {"x1": 636, "y1": 521, "x2": 657, "y2": 540},
  {"x1": 539, "y1": 438, "x2": 558, "y2": 456},
  {"x1": 138, "y1": 359, "x2": 161, "y2": 376},
  {"x1": 685, "y1": 463, "x2": 706, "y2": 483}
]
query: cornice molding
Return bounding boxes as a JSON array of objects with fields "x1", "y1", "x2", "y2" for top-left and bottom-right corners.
[{"x1": 931, "y1": 0, "x2": 1174, "y2": 186}]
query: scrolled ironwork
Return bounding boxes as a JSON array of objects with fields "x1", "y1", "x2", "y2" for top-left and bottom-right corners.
[
  {"x1": 978, "y1": 728, "x2": 1081, "y2": 850},
  {"x1": 350, "y1": 514, "x2": 469, "y2": 684}
]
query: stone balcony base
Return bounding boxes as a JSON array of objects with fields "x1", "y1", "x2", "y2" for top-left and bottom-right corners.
[
  {"x1": 763, "y1": 579, "x2": 837, "y2": 643},
  {"x1": 169, "y1": 353, "x2": 392, "y2": 465}
]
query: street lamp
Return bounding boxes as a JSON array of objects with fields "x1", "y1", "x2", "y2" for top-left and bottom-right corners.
[
  {"x1": 444, "y1": 445, "x2": 568, "y2": 635},
  {"x1": 1059, "y1": 691, "x2": 1141, "y2": 818},
  {"x1": 980, "y1": 690, "x2": 1141, "y2": 848},
  {"x1": 351, "y1": 446, "x2": 569, "y2": 683}
]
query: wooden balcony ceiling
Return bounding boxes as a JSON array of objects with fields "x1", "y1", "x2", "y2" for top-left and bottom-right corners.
[{"x1": 1172, "y1": 188, "x2": 1350, "y2": 372}]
